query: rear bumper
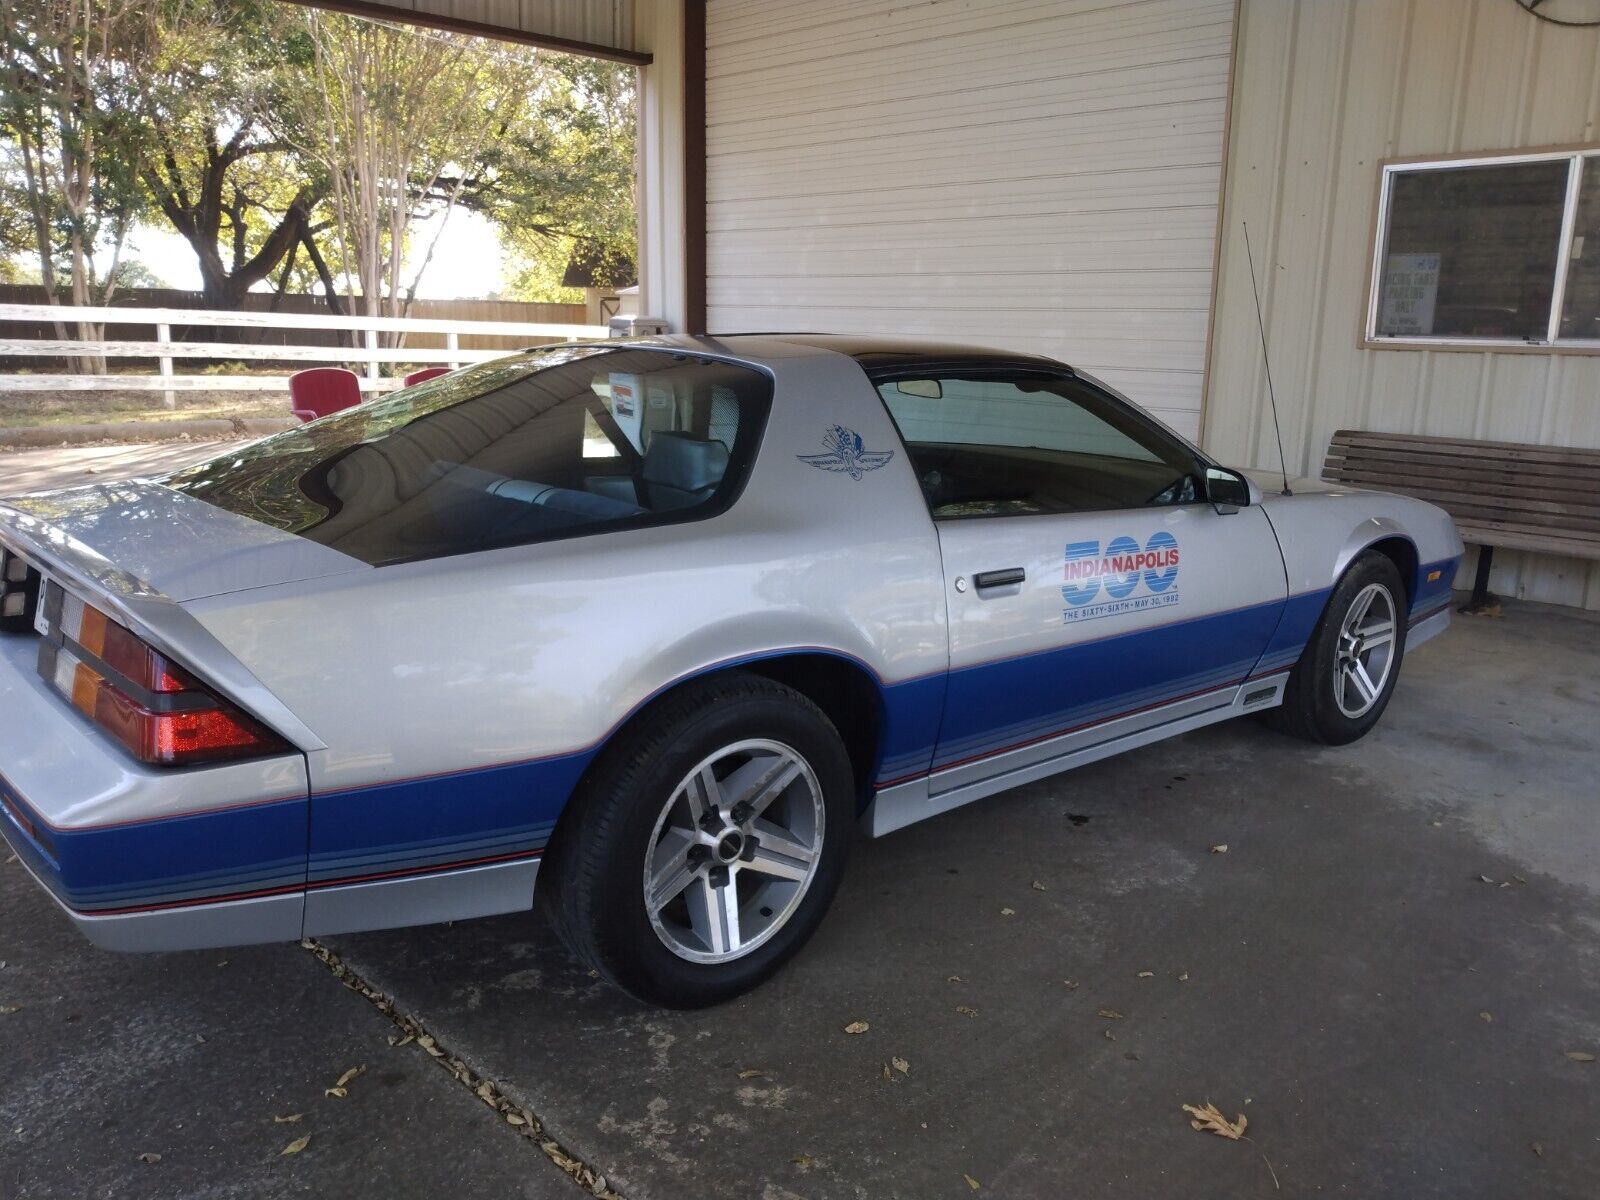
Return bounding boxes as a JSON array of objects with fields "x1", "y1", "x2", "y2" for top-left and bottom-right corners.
[{"x1": 0, "y1": 633, "x2": 310, "y2": 951}]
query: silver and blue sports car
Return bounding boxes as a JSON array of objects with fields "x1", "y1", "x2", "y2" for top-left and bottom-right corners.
[{"x1": 0, "y1": 335, "x2": 1461, "y2": 1007}]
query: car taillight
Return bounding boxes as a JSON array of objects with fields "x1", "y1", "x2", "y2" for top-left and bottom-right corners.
[
  {"x1": 0, "y1": 548, "x2": 41, "y2": 632},
  {"x1": 36, "y1": 588, "x2": 289, "y2": 767}
]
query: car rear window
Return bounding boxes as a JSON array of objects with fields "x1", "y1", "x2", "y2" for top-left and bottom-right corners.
[{"x1": 162, "y1": 347, "x2": 772, "y2": 566}]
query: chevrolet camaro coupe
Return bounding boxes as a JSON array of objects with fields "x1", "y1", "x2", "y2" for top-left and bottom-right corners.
[{"x1": 0, "y1": 335, "x2": 1461, "y2": 1006}]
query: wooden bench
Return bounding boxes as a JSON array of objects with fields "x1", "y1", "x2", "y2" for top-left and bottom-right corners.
[{"x1": 1322, "y1": 430, "x2": 1600, "y2": 612}]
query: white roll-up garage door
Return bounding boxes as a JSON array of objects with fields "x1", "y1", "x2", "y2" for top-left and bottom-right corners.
[{"x1": 705, "y1": 0, "x2": 1235, "y2": 438}]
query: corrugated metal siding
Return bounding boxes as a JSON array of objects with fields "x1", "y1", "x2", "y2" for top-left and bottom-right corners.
[
  {"x1": 704, "y1": 0, "x2": 1236, "y2": 439},
  {"x1": 1207, "y1": 0, "x2": 1600, "y2": 609},
  {"x1": 342, "y1": 0, "x2": 636, "y2": 52}
]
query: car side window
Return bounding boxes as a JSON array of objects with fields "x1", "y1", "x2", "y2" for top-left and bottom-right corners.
[
  {"x1": 166, "y1": 348, "x2": 771, "y2": 565},
  {"x1": 874, "y1": 373, "x2": 1202, "y2": 517}
]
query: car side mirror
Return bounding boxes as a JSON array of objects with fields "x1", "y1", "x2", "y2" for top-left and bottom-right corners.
[{"x1": 1204, "y1": 466, "x2": 1252, "y2": 514}]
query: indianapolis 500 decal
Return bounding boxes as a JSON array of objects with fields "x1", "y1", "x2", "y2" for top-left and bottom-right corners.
[{"x1": 1062, "y1": 532, "x2": 1180, "y2": 623}]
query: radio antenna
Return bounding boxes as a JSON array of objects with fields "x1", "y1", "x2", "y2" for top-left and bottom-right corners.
[{"x1": 1241, "y1": 220, "x2": 1292, "y2": 497}]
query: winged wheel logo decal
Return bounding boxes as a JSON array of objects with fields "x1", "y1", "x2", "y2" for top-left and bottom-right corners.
[{"x1": 797, "y1": 425, "x2": 895, "y2": 480}]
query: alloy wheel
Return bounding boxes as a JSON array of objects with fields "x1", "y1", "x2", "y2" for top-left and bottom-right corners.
[
  {"x1": 1333, "y1": 582, "x2": 1397, "y2": 718},
  {"x1": 642, "y1": 738, "x2": 825, "y2": 964}
]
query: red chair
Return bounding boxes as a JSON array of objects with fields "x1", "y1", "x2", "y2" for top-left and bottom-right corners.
[
  {"x1": 403, "y1": 366, "x2": 451, "y2": 388},
  {"x1": 288, "y1": 367, "x2": 361, "y2": 423}
]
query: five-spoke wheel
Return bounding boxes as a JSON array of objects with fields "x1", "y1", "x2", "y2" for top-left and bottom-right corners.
[
  {"x1": 545, "y1": 674, "x2": 853, "y2": 1008},
  {"x1": 1268, "y1": 550, "x2": 1408, "y2": 745},
  {"x1": 645, "y1": 739, "x2": 824, "y2": 963},
  {"x1": 1332, "y1": 582, "x2": 1397, "y2": 718}
]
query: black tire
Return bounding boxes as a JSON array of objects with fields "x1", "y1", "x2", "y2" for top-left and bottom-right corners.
[
  {"x1": 543, "y1": 672, "x2": 854, "y2": 1008},
  {"x1": 1266, "y1": 551, "x2": 1408, "y2": 745}
]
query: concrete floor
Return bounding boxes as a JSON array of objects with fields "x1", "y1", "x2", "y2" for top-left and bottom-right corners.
[{"x1": 3, "y1": 604, "x2": 1598, "y2": 1198}]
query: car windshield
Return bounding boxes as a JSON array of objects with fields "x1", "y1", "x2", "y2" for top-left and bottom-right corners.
[{"x1": 161, "y1": 347, "x2": 773, "y2": 566}]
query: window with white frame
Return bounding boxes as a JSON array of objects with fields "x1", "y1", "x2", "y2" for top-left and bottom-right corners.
[{"x1": 1367, "y1": 149, "x2": 1600, "y2": 347}]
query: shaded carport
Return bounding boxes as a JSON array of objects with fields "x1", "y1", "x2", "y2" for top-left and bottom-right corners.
[{"x1": 5, "y1": 3, "x2": 1600, "y2": 1198}]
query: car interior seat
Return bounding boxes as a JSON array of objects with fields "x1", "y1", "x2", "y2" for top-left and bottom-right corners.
[{"x1": 639, "y1": 432, "x2": 730, "y2": 511}]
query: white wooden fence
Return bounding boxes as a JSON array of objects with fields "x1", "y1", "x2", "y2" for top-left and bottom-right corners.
[{"x1": 0, "y1": 302, "x2": 615, "y2": 405}]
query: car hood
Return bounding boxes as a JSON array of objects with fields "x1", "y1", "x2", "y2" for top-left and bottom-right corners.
[
  {"x1": 0, "y1": 480, "x2": 369, "y2": 602},
  {"x1": 1239, "y1": 468, "x2": 1343, "y2": 496}
]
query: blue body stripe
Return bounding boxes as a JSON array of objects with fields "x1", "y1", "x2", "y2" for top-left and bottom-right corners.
[
  {"x1": 5, "y1": 557, "x2": 1460, "y2": 916},
  {"x1": 1412, "y1": 556, "x2": 1459, "y2": 616},
  {"x1": 0, "y1": 781, "x2": 308, "y2": 913},
  {"x1": 306, "y1": 750, "x2": 587, "y2": 886},
  {"x1": 927, "y1": 596, "x2": 1287, "y2": 771}
]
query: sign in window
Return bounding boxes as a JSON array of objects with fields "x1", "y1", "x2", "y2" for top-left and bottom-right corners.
[{"x1": 1368, "y1": 150, "x2": 1600, "y2": 348}]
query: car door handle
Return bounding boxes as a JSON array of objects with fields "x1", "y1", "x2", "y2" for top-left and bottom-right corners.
[{"x1": 973, "y1": 567, "x2": 1026, "y2": 590}]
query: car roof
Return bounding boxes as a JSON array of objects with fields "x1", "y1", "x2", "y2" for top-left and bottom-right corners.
[{"x1": 701, "y1": 333, "x2": 1071, "y2": 376}]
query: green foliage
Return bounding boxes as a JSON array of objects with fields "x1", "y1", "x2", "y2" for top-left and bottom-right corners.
[
  {"x1": 0, "y1": 0, "x2": 637, "y2": 309},
  {"x1": 0, "y1": 0, "x2": 156, "y2": 306}
]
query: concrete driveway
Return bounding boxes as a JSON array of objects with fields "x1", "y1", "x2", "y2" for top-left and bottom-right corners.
[
  {"x1": 3, "y1": 605, "x2": 1598, "y2": 1199},
  {"x1": 0, "y1": 440, "x2": 234, "y2": 495}
]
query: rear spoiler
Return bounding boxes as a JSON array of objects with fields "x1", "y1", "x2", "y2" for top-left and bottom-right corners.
[{"x1": 0, "y1": 507, "x2": 325, "y2": 753}]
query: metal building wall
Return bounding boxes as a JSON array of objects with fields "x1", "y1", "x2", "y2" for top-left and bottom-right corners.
[
  {"x1": 1206, "y1": 0, "x2": 1600, "y2": 609},
  {"x1": 703, "y1": 0, "x2": 1237, "y2": 440}
]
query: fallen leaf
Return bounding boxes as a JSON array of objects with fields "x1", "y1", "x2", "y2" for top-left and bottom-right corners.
[
  {"x1": 791, "y1": 1154, "x2": 814, "y2": 1168},
  {"x1": 1062, "y1": 980, "x2": 1079, "y2": 990},
  {"x1": 946, "y1": 975, "x2": 963, "y2": 983},
  {"x1": 737, "y1": 1069, "x2": 768, "y2": 1079},
  {"x1": 1178, "y1": 972, "x2": 1190, "y2": 982},
  {"x1": 1137, "y1": 971, "x2": 1154, "y2": 979},
  {"x1": 1184, "y1": 1101, "x2": 1247, "y2": 1140},
  {"x1": 1479, "y1": 1011, "x2": 1493, "y2": 1023},
  {"x1": 999, "y1": 907, "x2": 1016, "y2": 917},
  {"x1": 891, "y1": 1056, "x2": 910, "y2": 1074},
  {"x1": 964, "y1": 1174, "x2": 981, "y2": 1190},
  {"x1": 1210, "y1": 844, "x2": 1229, "y2": 854},
  {"x1": 1478, "y1": 874, "x2": 1495, "y2": 884},
  {"x1": 881, "y1": 1063, "x2": 892, "y2": 1080},
  {"x1": 955, "y1": 1005, "x2": 978, "y2": 1017},
  {"x1": 324, "y1": 1087, "x2": 347, "y2": 1099},
  {"x1": 1097, "y1": 1008, "x2": 1125, "y2": 1020},
  {"x1": 1565, "y1": 1050, "x2": 1595, "y2": 1062},
  {"x1": 1103, "y1": 1028, "x2": 1115, "y2": 1041},
  {"x1": 280, "y1": 1135, "x2": 311, "y2": 1156},
  {"x1": 138, "y1": 1152, "x2": 162, "y2": 1164},
  {"x1": 505, "y1": 1112, "x2": 527, "y2": 1127},
  {"x1": 333, "y1": 1065, "x2": 365, "y2": 1089},
  {"x1": 273, "y1": 1113, "x2": 304, "y2": 1125},
  {"x1": 0, "y1": 1005, "x2": 20, "y2": 1015},
  {"x1": 843, "y1": 1020, "x2": 870, "y2": 1035},
  {"x1": 1532, "y1": 1141, "x2": 1544, "y2": 1158},
  {"x1": 1031, "y1": 881, "x2": 1047, "y2": 891},
  {"x1": 389, "y1": 1033, "x2": 415, "y2": 1048}
]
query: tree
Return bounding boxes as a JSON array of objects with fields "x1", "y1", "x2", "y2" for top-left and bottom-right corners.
[
  {"x1": 491, "y1": 55, "x2": 637, "y2": 302},
  {"x1": 0, "y1": 0, "x2": 152, "y2": 359},
  {"x1": 289, "y1": 14, "x2": 637, "y2": 315},
  {"x1": 290, "y1": 12, "x2": 529, "y2": 320},
  {"x1": 136, "y1": 0, "x2": 321, "y2": 310}
]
